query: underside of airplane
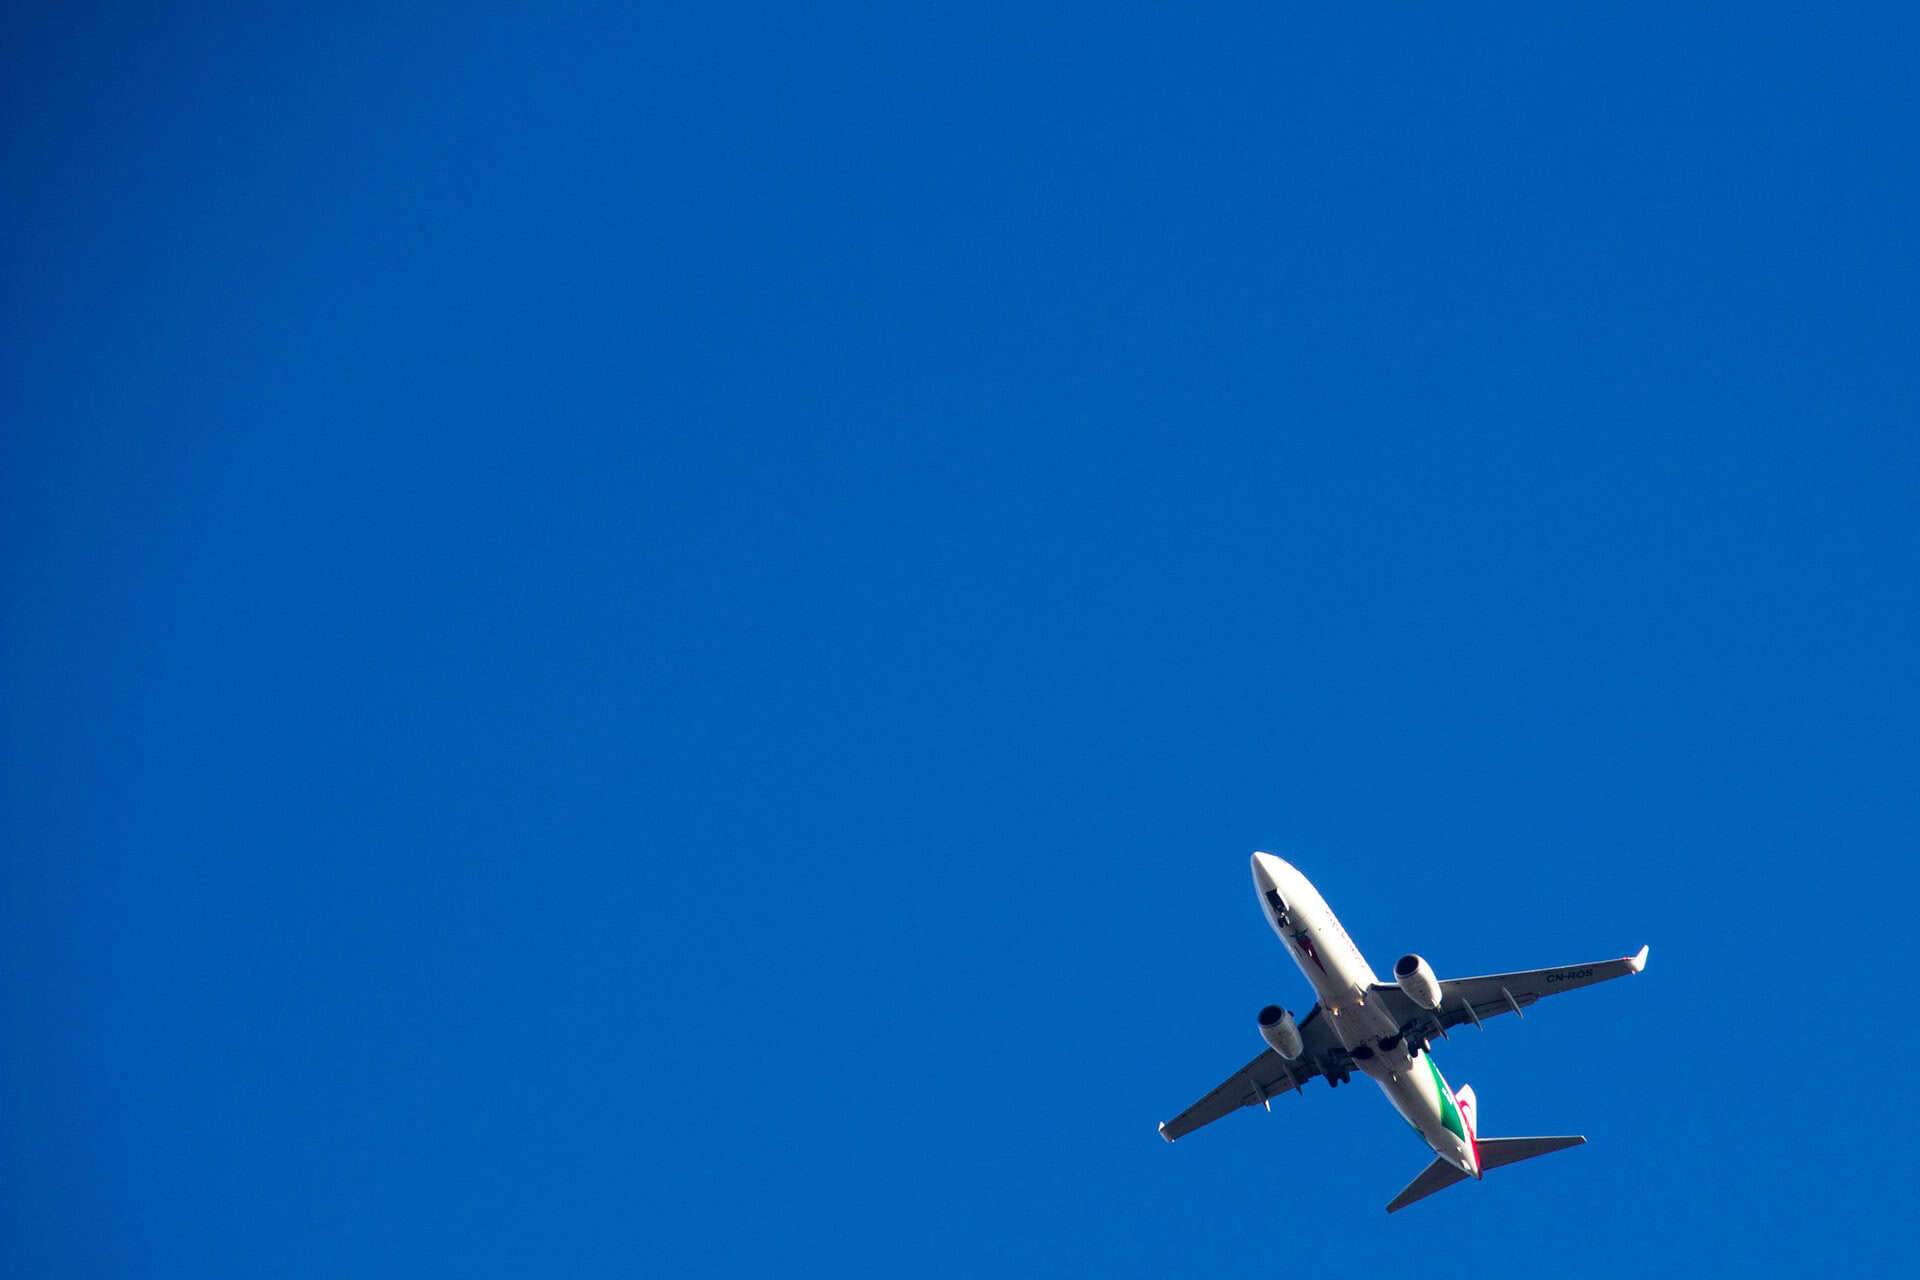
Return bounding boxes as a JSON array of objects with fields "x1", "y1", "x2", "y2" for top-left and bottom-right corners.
[{"x1": 1160, "y1": 852, "x2": 1648, "y2": 1212}]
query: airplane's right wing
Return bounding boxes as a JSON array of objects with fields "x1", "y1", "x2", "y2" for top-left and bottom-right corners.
[{"x1": 1158, "y1": 1005, "x2": 1350, "y2": 1142}]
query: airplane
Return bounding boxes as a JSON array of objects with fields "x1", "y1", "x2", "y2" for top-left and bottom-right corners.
[{"x1": 1159, "y1": 852, "x2": 1649, "y2": 1213}]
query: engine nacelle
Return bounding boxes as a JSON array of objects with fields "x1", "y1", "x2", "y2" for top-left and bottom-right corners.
[
  {"x1": 1394, "y1": 954, "x2": 1441, "y2": 1010},
  {"x1": 1257, "y1": 1005, "x2": 1303, "y2": 1060}
]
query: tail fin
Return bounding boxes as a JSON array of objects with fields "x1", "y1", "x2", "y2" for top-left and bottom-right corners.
[
  {"x1": 1475, "y1": 1135, "x2": 1585, "y2": 1171},
  {"x1": 1455, "y1": 1084, "x2": 1477, "y2": 1140}
]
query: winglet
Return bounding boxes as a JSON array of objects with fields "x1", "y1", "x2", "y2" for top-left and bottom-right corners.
[
  {"x1": 1158, "y1": 1122, "x2": 1174, "y2": 1143},
  {"x1": 1628, "y1": 945, "x2": 1649, "y2": 974}
]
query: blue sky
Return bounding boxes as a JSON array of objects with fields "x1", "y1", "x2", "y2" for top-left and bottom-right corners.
[{"x1": 5, "y1": 4, "x2": 1917, "y2": 1275}]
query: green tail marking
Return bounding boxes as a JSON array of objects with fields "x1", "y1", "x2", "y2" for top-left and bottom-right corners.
[{"x1": 1426, "y1": 1055, "x2": 1466, "y2": 1140}]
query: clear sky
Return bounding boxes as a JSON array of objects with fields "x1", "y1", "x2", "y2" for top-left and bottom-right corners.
[{"x1": 5, "y1": 4, "x2": 1918, "y2": 1276}]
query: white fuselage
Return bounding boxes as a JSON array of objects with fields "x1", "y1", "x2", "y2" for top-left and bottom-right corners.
[{"x1": 1251, "y1": 852, "x2": 1480, "y2": 1177}]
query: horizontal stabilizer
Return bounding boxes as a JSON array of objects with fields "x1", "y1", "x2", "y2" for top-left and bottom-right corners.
[
  {"x1": 1385, "y1": 1157, "x2": 1470, "y2": 1213},
  {"x1": 1476, "y1": 1135, "x2": 1586, "y2": 1171},
  {"x1": 1385, "y1": 1137, "x2": 1586, "y2": 1213}
]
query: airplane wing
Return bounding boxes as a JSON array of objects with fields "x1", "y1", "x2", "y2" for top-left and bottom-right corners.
[
  {"x1": 1370, "y1": 946, "x2": 1649, "y2": 1040},
  {"x1": 1158, "y1": 1005, "x2": 1351, "y2": 1142}
]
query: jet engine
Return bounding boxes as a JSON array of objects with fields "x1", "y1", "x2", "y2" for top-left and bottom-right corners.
[
  {"x1": 1393, "y1": 954, "x2": 1441, "y2": 1010},
  {"x1": 1257, "y1": 1005, "x2": 1303, "y2": 1059}
]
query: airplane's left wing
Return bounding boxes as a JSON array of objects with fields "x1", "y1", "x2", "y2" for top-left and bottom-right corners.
[
  {"x1": 1158, "y1": 1006, "x2": 1347, "y2": 1142},
  {"x1": 1370, "y1": 946, "x2": 1649, "y2": 1040}
]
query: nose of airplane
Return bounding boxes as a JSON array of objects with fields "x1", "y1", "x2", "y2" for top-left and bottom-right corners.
[{"x1": 1244, "y1": 855, "x2": 1290, "y2": 905}]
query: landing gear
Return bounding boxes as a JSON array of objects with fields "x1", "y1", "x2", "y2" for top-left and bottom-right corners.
[{"x1": 1375, "y1": 1032, "x2": 1431, "y2": 1058}]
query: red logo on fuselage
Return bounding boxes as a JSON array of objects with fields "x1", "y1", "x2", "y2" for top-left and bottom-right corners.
[{"x1": 1291, "y1": 928, "x2": 1328, "y2": 975}]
